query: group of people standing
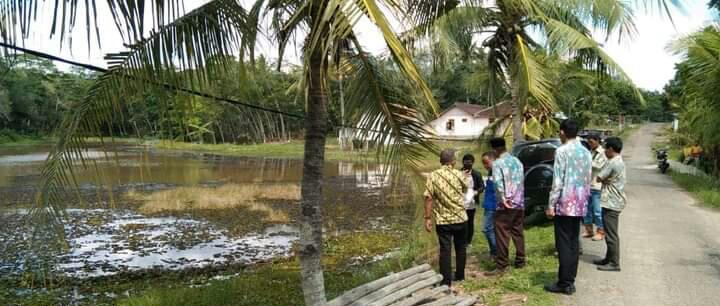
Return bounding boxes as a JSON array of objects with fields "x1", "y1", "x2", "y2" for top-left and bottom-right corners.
[{"x1": 423, "y1": 119, "x2": 627, "y2": 296}]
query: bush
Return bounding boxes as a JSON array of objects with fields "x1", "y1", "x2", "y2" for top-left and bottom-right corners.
[{"x1": 0, "y1": 129, "x2": 22, "y2": 143}]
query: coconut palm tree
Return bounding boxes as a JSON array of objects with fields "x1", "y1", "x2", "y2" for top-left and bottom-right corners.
[
  {"x1": 670, "y1": 25, "x2": 720, "y2": 175},
  {"x1": 416, "y1": 0, "x2": 680, "y2": 142},
  {"x1": 3, "y1": 1, "x2": 442, "y2": 305}
]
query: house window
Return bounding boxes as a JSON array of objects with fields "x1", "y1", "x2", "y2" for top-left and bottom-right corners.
[
  {"x1": 446, "y1": 119, "x2": 455, "y2": 131},
  {"x1": 462, "y1": 118, "x2": 468, "y2": 123}
]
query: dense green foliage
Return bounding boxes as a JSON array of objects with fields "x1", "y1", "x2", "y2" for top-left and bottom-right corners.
[
  {"x1": 0, "y1": 55, "x2": 93, "y2": 139},
  {"x1": 666, "y1": 10, "x2": 720, "y2": 176}
]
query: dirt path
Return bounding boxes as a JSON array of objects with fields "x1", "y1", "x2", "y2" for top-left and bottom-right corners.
[{"x1": 563, "y1": 123, "x2": 720, "y2": 306}]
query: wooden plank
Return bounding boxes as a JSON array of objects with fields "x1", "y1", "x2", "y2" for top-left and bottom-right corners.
[
  {"x1": 368, "y1": 274, "x2": 444, "y2": 306},
  {"x1": 349, "y1": 270, "x2": 438, "y2": 306},
  {"x1": 328, "y1": 264, "x2": 432, "y2": 306},
  {"x1": 419, "y1": 295, "x2": 460, "y2": 306},
  {"x1": 387, "y1": 285, "x2": 450, "y2": 306},
  {"x1": 454, "y1": 296, "x2": 478, "y2": 306}
]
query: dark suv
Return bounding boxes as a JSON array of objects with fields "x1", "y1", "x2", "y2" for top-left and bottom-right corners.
[{"x1": 511, "y1": 138, "x2": 590, "y2": 224}]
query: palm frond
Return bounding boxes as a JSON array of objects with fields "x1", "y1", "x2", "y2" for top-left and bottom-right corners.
[
  {"x1": 543, "y1": 17, "x2": 644, "y2": 104},
  {"x1": 342, "y1": 48, "x2": 438, "y2": 173},
  {"x1": 0, "y1": 0, "x2": 185, "y2": 47},
  {"x1": 27, "y1": 0, "x2": 252, "y2": 278},
  {"x1": 514, "y1": 35, "x2": 554, "y2": 110},
  {"x1": 355, "y1": 0, "x2": 440, "y2": 115}
]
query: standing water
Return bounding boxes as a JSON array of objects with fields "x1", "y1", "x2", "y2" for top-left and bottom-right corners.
[{"x1": 0, "y1": 144, "x2": 414, "y2": 303}]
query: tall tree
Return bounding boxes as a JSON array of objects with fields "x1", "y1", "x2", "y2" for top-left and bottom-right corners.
[{"x1": 415, "y1": 0, "x2": 677, "y2": 142}]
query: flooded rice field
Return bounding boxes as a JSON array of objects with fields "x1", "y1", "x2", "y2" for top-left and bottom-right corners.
[{"x1": 0, "y1": 144, "x2": 416, "y2": 304}]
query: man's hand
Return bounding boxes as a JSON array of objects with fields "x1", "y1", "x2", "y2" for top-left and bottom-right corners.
[
  {"x1": 545, "y1": 207, "x2": 555, "y2": 219},
  {"x1": 503, "y1": 199, "x2": 513, "y2": 209},
  {"x1": 424, "y1": 218, "x2": 433, "y2": 233}
]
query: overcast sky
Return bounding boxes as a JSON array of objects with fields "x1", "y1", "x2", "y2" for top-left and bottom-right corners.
[{"x1": 23, "y1": 0, "x2": 714, "y2": 91}]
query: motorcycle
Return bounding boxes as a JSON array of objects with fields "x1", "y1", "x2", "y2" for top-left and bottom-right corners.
[{"x1": 656, "y1": 149, "x2": 670, "y2": 174}]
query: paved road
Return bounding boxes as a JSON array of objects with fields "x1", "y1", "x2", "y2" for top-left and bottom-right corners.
[{"x1": 563, "y1": 123, "x2": 720, "y2": 306}]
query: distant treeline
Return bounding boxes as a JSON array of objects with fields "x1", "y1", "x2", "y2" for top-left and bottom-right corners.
[{"x1": 0, "y1": 53, "x2": 671, "y2": 145}]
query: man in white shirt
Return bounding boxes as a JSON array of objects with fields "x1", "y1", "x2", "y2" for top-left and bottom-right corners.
[{"x1": 462, "y1": 154, "x2": 485, "y2": 247}]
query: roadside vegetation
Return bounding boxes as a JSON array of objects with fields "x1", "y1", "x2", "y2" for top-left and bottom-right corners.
[
  {"x1": 653, "y1": 125, "x2": 720, "y2": 210},
  {"x1": 669, "y1": 172, "x2": 720, "y2": 209}
]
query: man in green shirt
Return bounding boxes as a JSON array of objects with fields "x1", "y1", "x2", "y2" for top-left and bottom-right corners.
[
  {"x1": 424, "y1": 149, "x2": 470, "y2": 287},
  {"x1": 594, "y1": 137, "x2": 627, "y2": 272}
]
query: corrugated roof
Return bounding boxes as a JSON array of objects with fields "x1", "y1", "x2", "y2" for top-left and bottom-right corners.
[
  {"x1": 435, "y1": 101, "x2": 513, "y2": 119},
  {"x1": 474, "y1": 101, "x2": 513, "y2": 119},
  {"x1": 453, "y1": 102, "x2": 487, "y2": 115}
]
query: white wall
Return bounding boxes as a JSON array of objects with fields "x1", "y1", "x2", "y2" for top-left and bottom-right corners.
[{"x1": 427, "y1": 108, "x2": 489, "y2": 139}]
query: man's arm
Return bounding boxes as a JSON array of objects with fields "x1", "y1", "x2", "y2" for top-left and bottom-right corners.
[
  {"x1": 423, "y1": 175, "x2": 434, "y2": 232},
  {"x1": 473, "y1": 171, "x2": 485, "y2": 194},
  {"x1": 547, "y1": 150, "x2": 566, "y2": 215},
  {"x1": 597, "y1": 160, "x2": 613, "y2": 184},
  {"x1": 592, "y1": 150, "x2": 608, "y2": 171},
  {"x1": 492, "y1": 162, "x2": 506, "y2": 204}
]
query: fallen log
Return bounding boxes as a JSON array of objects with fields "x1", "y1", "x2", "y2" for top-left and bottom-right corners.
[
  {"x1": 349, "y1": 270, "x2": 438, "y2": 306},
  {"x1": 454, "y1": 296, "x2": 478, "y2": 306},
  {"x1": 419, "y1": 295, "x2": 460, "y2": 306},
  {"x1": 387, "y1": 285, "x2": 450, "y2": 306},
  {"x1": 328, "y1": 264, "x2": 431, "y2": 306},
  {"x1": 368, "y1": 274, "x2": 444, "y2": 306}
]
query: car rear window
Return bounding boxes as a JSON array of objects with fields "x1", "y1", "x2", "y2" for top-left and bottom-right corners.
[{"x1": 515, "y1": 143, "x2": 558, "y2": 167}]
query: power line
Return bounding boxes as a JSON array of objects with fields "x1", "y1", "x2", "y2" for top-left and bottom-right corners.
[{"x1": 0, "y1": 42, "x2": 305, "y2": 119}]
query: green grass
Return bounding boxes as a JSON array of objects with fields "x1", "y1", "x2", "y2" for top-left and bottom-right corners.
[
  {"x1": 0, "y1": 131, "x2": 49, "y2": 146},
  {"x1": 669, "y1": 171, "x2": 720, "y2": 209},
  {"x1": 462, "y1": 223, "x2": 558, "y2": 306},
  {"x1": 615, "y1": 124, "x2": 639, "y2": 141}
]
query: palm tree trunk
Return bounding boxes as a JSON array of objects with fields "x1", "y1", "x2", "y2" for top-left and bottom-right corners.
[
  {"x1": 510, "y1": 77, "x2": 524, "y2": 143},
  {"x1": 299, "y1": 40, "x2": 328, "y2": 306}
]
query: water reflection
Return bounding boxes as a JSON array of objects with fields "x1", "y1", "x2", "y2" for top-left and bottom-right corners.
[{"x1": 0, "y1": 145, "x2": 411, "y2": 278}]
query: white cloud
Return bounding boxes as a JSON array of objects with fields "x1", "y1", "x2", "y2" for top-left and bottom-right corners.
[{"x1": 602, "y1": 1, "x2": 713, "y2": 91}]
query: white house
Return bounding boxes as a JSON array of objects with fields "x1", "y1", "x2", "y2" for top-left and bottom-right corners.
[{"x1": 426, "y1": 102, "x2": 512, "y2": 140}]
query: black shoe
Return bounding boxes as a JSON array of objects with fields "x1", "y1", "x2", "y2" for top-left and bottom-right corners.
[
  {"x1": 593, "y1": 258, "x2": 609, "y2": 265},
  {"x1": 544, "y1": 283, "x2": 575, "y2": 295},
  {"x1": 514, "y1": 262, "x2": 526, "y2": 269},
  {"x1": 453, "y1": 275, "x2": 465, "y2": 282},
  {"x1": 597, "y1": 264, "x2": 621, "y2": 272}
]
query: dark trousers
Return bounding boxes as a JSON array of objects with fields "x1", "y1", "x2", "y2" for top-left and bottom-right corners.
[
  {"x1": 466, "y1": 209, "x2": 476, "y2": 245},
  {"x1": 494, "y1": 209, "x2": 525, "y2": 269},
  {"x1": 554, "y1": 216, "x2": 582, "y2": 288},
  {"x1": 602, "y1": 208, "x2": 621, "y2": 266},
  {"x1": 437, "y1": 222, "x2": 468, "y2": 286}
]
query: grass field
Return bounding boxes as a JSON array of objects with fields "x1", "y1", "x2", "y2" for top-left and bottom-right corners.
[
  {"x1": 461, "y1": 223, "x2": 559, "y2": 306},
  {"x1": 669, "y1": 171, "x2": 720, "y2": 209}
]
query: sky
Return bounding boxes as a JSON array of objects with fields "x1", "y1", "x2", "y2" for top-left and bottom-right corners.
[{"x1": 21, "y1": 0, "x2": 715, "y2": 91}]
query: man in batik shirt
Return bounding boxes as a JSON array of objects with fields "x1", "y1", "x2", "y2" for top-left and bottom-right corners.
[
  {"x1": 485, "y1": 137, "x2": 525, "y2": 276},
  {"x1": 545, "y1": 119, "x2": 592, "y2": 295},
  {"x1": 424, "y1": 149, "x2": 470, "y2": 287}
]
